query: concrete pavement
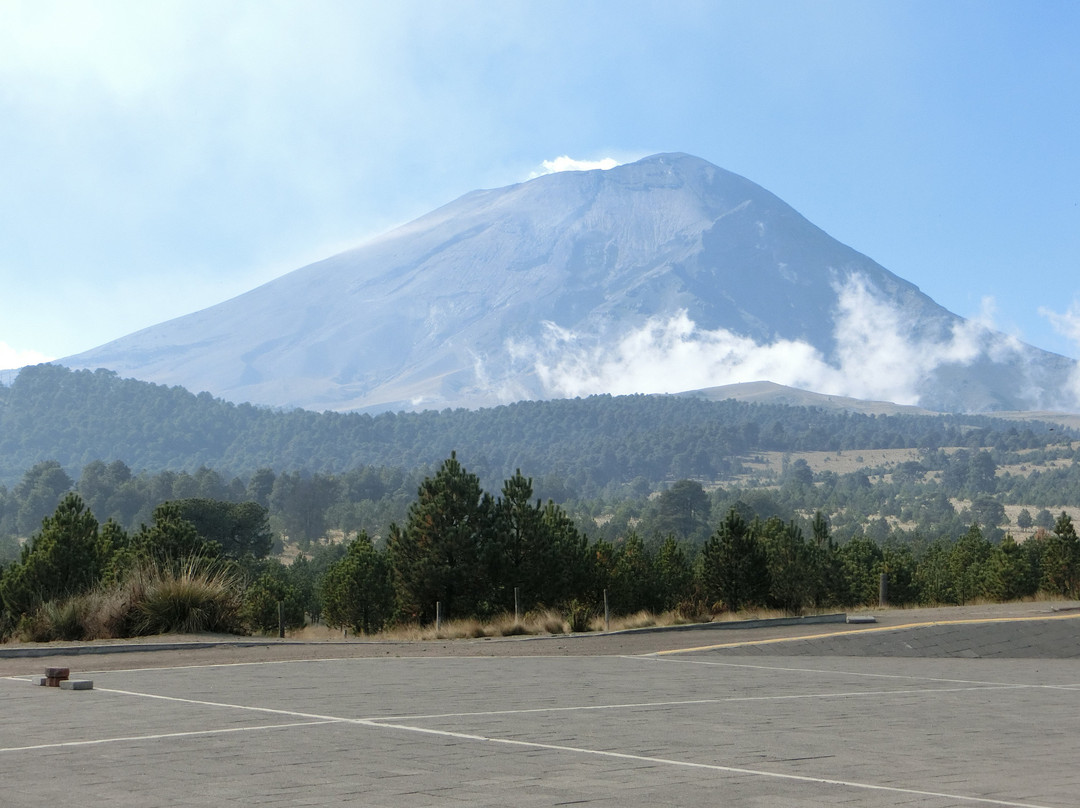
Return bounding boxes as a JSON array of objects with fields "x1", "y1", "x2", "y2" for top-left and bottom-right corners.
[{"x1": 3, "y1": 609, "x2": 1080, "y2": 807}]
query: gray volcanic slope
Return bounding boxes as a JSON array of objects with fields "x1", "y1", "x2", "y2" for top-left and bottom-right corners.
[{"x1": 59, "y1": 153, "x2": 1076, "y2": 413}]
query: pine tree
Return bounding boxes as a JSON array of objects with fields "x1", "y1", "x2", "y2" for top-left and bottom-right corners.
[
  {"x1": 700, "y1": 508, "x2": 769, "y2": 612},
  {"x1": 1041, "y1": 512, "x2": 1080, "y2": 597},
  {"x1": 495, "y1": 470, "x2": 545, "y2": 610},
  {"x1": 320, "y1": 532, "x2": 393, "y2": 634},
  {"x1": 654, "y1": 536, "x2": 694, "y2": 611},
  {"x1": 760, "y1": 517, "x2": 817, "y2": 614},
  {"x1": 388, "y1": 453, "x2": 495, "y2": 622},
  {"x1": 0, "y1": 493, "x2": 109, "y2": 618}
]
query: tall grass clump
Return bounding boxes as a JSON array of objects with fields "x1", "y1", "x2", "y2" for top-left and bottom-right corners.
[
  {"x1": 16, "y1": 557, "x2": 244, "y2": 641},
  {"x1": 129, "y1": 558, "x2": 243, "y2": 636},
  {"x1": 20, "y1": 599, "x2": 84, "y2": 642}
]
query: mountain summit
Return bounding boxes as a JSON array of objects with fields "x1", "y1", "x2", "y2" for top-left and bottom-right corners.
[{"x1": 60, "y1": 153, "x2": 1077, "y2": 413}]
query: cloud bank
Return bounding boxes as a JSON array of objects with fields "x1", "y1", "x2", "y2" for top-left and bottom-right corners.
[{"x1": 524, "y1": 274, "x2": 1044, "y2": 408}]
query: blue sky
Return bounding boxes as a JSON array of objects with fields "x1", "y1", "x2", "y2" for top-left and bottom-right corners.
[{"x1": 2, "y1": 0, "x2": 1079, "y2": 370}]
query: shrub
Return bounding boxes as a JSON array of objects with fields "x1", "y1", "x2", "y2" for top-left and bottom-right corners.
[
  {"x1": 563, "y1": 599, "x2": 594, "y2": 633},
  {"x1": 20, "y1": 599, "x2": 84, "y2": 642},
  {"x1": 241, "y1": 572, "x2": 305, "y2": 634},
  {"x1": 130, "y1": 558, "x2": 243, "y2": 636}
]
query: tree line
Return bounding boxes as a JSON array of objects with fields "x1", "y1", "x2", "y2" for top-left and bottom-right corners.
[{"x1": 4, "y1": 454, "x2": 1079, "y2": 641}]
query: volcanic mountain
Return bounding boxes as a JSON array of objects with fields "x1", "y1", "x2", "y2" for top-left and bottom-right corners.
[{"x1": 58, "y1": 153, "x2": 1077, "y2": 413}]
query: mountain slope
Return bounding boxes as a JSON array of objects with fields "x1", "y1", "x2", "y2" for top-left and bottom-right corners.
[{"x1": 59, "y1": 153, "x2": 1077, "y2": 413}]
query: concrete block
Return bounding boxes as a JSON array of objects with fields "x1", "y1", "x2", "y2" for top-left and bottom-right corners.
[
  {"x1": 59, "y1": 679, "x2": 93, "y2": 690},
  {"x1": 44, "y1": 667, "x2": 70, "y2": 679}
]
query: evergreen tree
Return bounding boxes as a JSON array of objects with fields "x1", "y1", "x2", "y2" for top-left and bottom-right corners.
[
  {"x1": 654, "y1": 535, "x2": 694, "y2": 611},
  {"x1": 388, "y1": 453, "x2": 495, "y2": 622},
  {"x1": 949, "y1": 523, "x2": 993, "y2": 604},
  {"x1": 495, "y1": 470, "x2": 546, "y2": 610},
  {"x1": 242, "y1": 562, "x2": 306, "y2": 633},
  {"x1": 14, "y1": 460, "x2": 73, "y2": 536},
  {"x1": 652, "y1": 480, "x2": 711, "y2": 542},
  {"x1": 320, "y1": 533, "x2": 393, "y2": 634},
  {"x1": 760, "y1": 517, "x2": 817, "y2": 613},
  {"x1": 0, "y1": 493, "x2": 110, "y2": 618},
  {"x1": 539, "y1": 499, "x2": 593, "y2": 605},
  {"x1": 985, "y1": 535, "x2": 1036, "y2": 601},
  {"x1": 169, "y1": 498, "x2": 273, "y2": 559},
  {"x1": 607, "y1": 533, "x2": 659, "y2": 614},
  {"x1": 699, "y1": 507, "x2": 769, "y2": 612},
  {"x1": 914, "y1": 538, "x2": 957, "y2": 605},
  {"x1": 836, "y1": 536, "x2": 884, "y2": 606},
  {"x1": 1041, "y1": 512, "x2": 1080, "y2": 597},
  {"x1": 130, "y1": 501, "x2": 221, "y2": 571}
]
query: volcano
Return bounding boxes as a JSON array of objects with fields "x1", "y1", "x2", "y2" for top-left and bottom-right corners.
[{"x1": 58, "y1": 153, "x2": 1077, "y2": 413}]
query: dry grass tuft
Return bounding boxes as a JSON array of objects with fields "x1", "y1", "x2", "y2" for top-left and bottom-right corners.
[{"x1": 17, "y1": 557, "x2": 244, "y2": 642}]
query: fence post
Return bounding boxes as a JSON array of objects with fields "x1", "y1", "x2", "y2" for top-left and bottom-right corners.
[
  {"x1": 436, "y1": 601, "x2": 442, "y2": 633},
  {"x1": 514, "y1": 587, "x2": 520, "y2": 623},
  {"x1": 603, "y1": 589, "x2": 610, "y2": 632}
]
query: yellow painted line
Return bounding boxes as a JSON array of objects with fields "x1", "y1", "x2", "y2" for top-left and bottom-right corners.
[{"x1": 650, "y1": 612, "x2": 1080, "y2": 656}]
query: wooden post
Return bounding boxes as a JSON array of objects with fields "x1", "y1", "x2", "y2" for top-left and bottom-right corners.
[
  {"x1": 603, "y1": 589, "x2": 610, "y2": 632},
  {"x1": 436, "y1": 601, "x2": 442, "y2": 633},
  {"x1": 514, "y1": 587, "x2": 520, "y2": 623}
]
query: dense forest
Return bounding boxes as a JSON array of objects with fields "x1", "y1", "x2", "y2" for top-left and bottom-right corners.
[
  {"x1": 3, "y1": 364, "x2": 1080, "y2": 642},
  {"x1": 0, "y1": 364, "x2": 1069, "y2": 494},
  {"x1": 3, "y1": 453, "x2": 1080, "y2": 644},
  {"x1": 3, "y1": 363, "x2": 1080, "y2": 564}
]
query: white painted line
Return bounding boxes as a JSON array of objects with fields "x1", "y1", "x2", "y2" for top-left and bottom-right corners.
[
  {"x1": 17, "y1": 681, "x2": 1066, "y2": 808},
  {"x1": 0, "y1": 720, "x2": 339, "y2": 754},
  {"x1": 371, "y1": 683, "x2": 1028, "y2": 722},
  {"x1": 641, "y1": 655, "x2": 1066, "y2": 689},
  {"x1": 94, "y1": 687, "x2": 353, "y2": 723},
  {"x1": 363, "y1": 719, "x2": 1063, "y2": 808}
]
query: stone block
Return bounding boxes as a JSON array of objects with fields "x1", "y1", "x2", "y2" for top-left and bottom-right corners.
[{"x1": 59, "y1": 679, "x2": 93, "y2": 690}]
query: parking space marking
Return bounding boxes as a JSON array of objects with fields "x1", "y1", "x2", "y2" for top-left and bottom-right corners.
[
  {"x1": 0, "y1": 720, "x2": 338, "y2": 754},
  {"x1": 363, "y1": 718, "x2": 1062, "y2": 808}
]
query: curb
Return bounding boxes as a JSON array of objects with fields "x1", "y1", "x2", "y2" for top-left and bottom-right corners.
[
  {"x1": 0, "y1": 639, "x2": 356, "y2": 659},
  {"x1": 601, "y1": 612, "x2": 850, "y2": 637},
  {"x1": 0, "y1": 614, "x2": 854, "y2": 658}
]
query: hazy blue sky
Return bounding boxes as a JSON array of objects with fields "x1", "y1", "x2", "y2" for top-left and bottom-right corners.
[{"x1": 2, "y1": 0, "x2": 1078, "y2": 370}]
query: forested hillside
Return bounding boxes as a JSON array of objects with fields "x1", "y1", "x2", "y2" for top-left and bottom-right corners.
[
  {"x1": 4, "y1": 363, "x2": 1080, "y2": 576},
  {"x1": 0, "y1": 364, "x2": 1068, "y2": 493}
]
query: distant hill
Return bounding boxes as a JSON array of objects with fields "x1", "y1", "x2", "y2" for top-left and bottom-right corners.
[
  {"x1": 0, "y1": 364, "x2": 1068, "y2": 492},
  {"x1": 57, "y1": 153, "x2": 1078, "y2": 414},
  {"x1": 677, "y1": 381, "x2": 940, "y2": 416}
]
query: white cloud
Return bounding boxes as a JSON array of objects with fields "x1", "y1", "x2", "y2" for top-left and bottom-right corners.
[
  {"x1": 523, "y1": 273, "x2": 1033, "y2": 408},
  {"x1": 0, "y1": 341, "x2": 54, "y2": 370},
  {"x1": 532, "y1": 156, "x2": 620, "y2": 178},
  {"x1": 1040, "y1": 301, "x2": 1080, "y2": 346},
  {"x1": 1040, "y1": 300, "x2": 1080, "y2": 400}
]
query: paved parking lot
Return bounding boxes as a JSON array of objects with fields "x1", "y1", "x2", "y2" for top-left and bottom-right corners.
[{"x1": 3, "y1": 611, "x2": 1080, "y2": 807}]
